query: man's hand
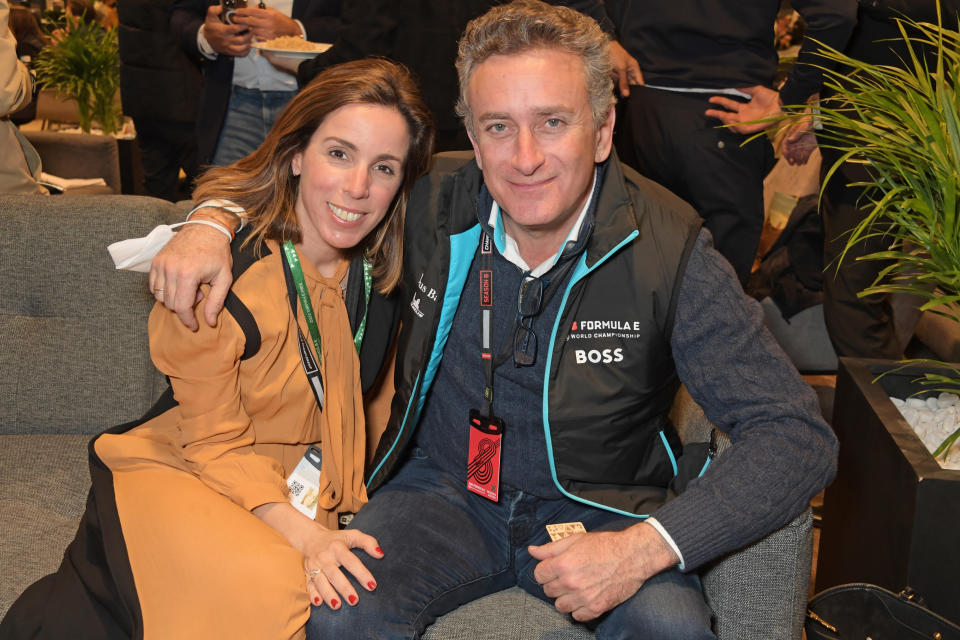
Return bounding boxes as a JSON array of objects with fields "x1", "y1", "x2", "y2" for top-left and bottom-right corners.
[
  {"x1": 608, "y1": 41, "x2": 643, "y2": 97},
  {"x1": 781, "y1": 115, "x2": 818, "y2": 166},
  {"x1": 203, "y1": 5, "x2": 253, "y2": 57},
  {"x1": 705, "y1": 85, "x2": 783, "y2": 135},
  {"x1": 232, "y1": 7, "x2": 301, "y2": 41},
  {"x1": 149, "y1": 222, "x2": 234, "y2": 331},
  {"x1": 529, "y1": 522, "x2": 679, "y2": 622}
]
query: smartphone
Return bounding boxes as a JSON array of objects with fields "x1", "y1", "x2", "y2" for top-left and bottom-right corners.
[{"x1": 220, "y1": 0, "x2": 247, "y2": 25}]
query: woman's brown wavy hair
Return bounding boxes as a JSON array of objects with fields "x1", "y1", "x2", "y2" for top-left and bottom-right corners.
[{"x1": 193, "y1": 58, "x2": 434, "y2": 293}]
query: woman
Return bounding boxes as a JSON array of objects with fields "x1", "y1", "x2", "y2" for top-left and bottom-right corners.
[{"x1": 1, "y1": 58, "x2": 434, "y2": 639}]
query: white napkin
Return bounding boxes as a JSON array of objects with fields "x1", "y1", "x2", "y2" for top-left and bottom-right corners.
[{"x1": 107, "y1": 222, "x2": 188, "y2": 272}]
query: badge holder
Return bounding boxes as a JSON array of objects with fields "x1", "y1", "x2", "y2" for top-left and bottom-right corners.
[
  {"x1": 467, "y1": 409, "x2": 504, "y2": 502},
  {"x1": 287, "y1": 445, "x2": 323, "y2": 519}
]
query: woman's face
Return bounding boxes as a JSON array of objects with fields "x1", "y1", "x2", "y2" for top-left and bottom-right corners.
[{"x1": 291, "y1": 103, "x2": 410, "y2": 270}]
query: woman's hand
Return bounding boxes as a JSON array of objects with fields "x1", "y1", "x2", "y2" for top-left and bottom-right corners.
[
  {"x1": 253, "y1": 502, "x2": 383, "y2": 609},
  {"x1": 300, "y1": 525, "x2": 383, "y2": 609}
]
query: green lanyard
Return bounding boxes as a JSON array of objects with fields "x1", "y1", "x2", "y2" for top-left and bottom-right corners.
[{"x1": 282, "y1": 241, "x2": 372, "y2": 369}]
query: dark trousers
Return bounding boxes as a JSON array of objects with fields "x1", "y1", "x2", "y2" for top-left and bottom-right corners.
[
  {"x1": 306, "y1": 449, "x2": 714, "y2": 640},
  {"x1": 133, "y1": 118, "x2": 198, "y2": 202},
  {"x1": 617, "y1": 86, "x2": 774, "y2": 285},
  {"x1": 819, "y1": 144, "x2": 902, "y2": 359}
]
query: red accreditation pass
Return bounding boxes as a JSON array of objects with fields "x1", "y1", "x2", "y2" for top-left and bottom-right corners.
[{"x1": 467, "y1": 409, "x2": 504, "y2": 502}]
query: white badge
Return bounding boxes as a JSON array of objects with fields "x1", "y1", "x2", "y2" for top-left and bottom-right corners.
[{"x1": 287, "y1": 446, "x2": 323, "y2": 519}]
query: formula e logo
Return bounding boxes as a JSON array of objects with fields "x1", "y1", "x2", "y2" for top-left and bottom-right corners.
[{"x1": 574, "y1": 348, "x2": 624, "y2": 364}]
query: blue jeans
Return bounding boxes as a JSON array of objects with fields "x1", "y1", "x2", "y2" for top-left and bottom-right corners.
[
  {"x1": 211, "y1": 86, "x2": 297, "y2": 166},
  {"x1": 305, "y1": 449, "x2": 715, "y2": 640}
]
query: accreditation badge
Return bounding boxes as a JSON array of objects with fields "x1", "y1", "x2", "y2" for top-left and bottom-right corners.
[
  {"x1": 467, "y1": 409, "x2": 504, "y2": 502},
  {"x1": 287, "y1": 445, "x2": 323, "y2": 519}
]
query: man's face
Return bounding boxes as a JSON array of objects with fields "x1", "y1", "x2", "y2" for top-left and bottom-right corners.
[{"x1": 466, "y1": 48, "x2": 614, "y2": 240}]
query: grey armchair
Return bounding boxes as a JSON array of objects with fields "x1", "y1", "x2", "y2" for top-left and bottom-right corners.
[{"x1": 22, "y1": 129, "x2": 122, "y2": 194}]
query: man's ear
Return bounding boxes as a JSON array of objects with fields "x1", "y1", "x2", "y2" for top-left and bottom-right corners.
[
  {"x1": 594, "y1": 106, "x2": 616, "y2": 163},
  {"x1": 467, "y1": 129, "x2": 484, "y2": 171}
]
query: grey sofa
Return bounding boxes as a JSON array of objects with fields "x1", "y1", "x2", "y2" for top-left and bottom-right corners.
[{"x1": 0, "y1": 193, "x2": 813, "y2": 639}]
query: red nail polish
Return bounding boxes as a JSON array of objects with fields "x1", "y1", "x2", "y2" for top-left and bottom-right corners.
[
  {"x1": 348, "y1": 595, "x2": 358, "y2": 605},
  {"x1": 367, "y1": 581, "x2": 377, "y2": 590},
  {"x1": 314, "y1": 597, "x2": 320, "y2": 605},
  {"x1": 331, "y1": 598, "x2": 340, "y2": 609},
  {"x1": 375, "y1": 547, "x2": 384, "y2": 555}
]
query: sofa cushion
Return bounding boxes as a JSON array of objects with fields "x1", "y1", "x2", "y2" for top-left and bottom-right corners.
[
  {"x1": 0, "y1": 434, "x2": 91, "y2": 619},
  {"x1": 426, "y1": 587, "x2": 592, "y2": 640},
  {"x1": 0, "y1": 195, "x2": 186, "y2": 434}
]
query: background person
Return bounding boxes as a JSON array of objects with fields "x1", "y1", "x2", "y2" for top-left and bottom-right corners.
[
  {"x1": 0, "y1": 0, "x2": 46, "y2": 194},
  {"x1": 118, "y1": 0, "x2": 203, "y2": 201},
  {"x1": 608, "y1": 0, "x2": 856, "y2": 284},
  {"x1": 0, "y1": 58, "x2": 434, "y2": 640},
  {"x1": 171, "y1": 0, "x2": 341, "y2": 166}
]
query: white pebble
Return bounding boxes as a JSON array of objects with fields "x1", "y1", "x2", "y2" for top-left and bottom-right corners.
[
  {"x1": 891, "y1": 395, "x2": 960, "y2": 471},
  {"x1": 938, "y1": 392, "x2": 959, "y2": 409}
]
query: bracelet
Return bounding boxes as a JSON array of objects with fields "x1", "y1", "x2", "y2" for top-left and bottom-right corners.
[
  {"x1": 187, "y1": 199, "x2": 246, "y2": 234},
  {"x1": 182, "y1": 219, "x2": 235, "y2": 242}
]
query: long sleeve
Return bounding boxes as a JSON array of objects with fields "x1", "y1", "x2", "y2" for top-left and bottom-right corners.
[
  {"x1": 652, "y1": 229, "x2": 838, "y2": 571},
  {"x1": 1, "y1": 0, "x2": 33, "y2": 116},
  {"x1": 170, "y1": 0, "x2": 208, "y2": 61},
  {"x1": 148, "y1": 290, "x2": 291, "y2": 512},
  {"x1": 780, "y1": 0, "x2": 857, "y2": 105}
]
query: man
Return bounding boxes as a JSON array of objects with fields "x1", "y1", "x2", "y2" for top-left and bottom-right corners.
[
  {"x1": 170, "y1": 0, "x2": 340, "y2": 166},
  {"x1": 607, "y1": 0, "x2": 856, "y2": 284},
  {"x1": 118, "y1": 0, "x2": 202, "y2": 201},
  {"x1": 151, "y1": 2, "x2": 835, "y2": 637}
]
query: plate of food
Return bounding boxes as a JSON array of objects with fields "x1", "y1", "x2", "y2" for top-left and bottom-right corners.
[{"x1": 252, "y1": 36, "x2": 332, "y2": 59}]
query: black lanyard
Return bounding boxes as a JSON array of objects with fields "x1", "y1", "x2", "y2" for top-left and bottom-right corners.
[
  {"x1": 477, "y1": 231, "x2": 575, "y2": 416},
  {"x1": 280, "y1": 244, "x2": 371, "y2": 410}
]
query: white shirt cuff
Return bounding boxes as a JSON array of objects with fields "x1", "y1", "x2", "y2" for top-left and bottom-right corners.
[
  {"x1": 197, "y1": 24, "x2": 218, "y2": 59},
  {"x1": 645, "y1": 517, "x2": 686, "y2": 570}
]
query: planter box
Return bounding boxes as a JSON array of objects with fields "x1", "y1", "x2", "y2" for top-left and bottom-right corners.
[{"x1": 816, "y1": 357, "x2": 960, "y2": 622}]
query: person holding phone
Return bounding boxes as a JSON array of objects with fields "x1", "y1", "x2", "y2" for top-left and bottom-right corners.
[
  {"x1": 170, "y1": 0, "x2": 341, "y2": 167},
  {"x1": 1, "y1": 58, "x2": 434, "y2": 640}
]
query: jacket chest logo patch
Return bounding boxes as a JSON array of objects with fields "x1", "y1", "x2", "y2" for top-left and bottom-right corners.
[
  {"x1": 411, "y1": 273, "x2": 438, "y2": 319},
  {"x1": 567, "y1": 318, "x2": 643, "y2": 365}
]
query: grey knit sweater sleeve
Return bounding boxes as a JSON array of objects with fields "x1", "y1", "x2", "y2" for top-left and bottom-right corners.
[{"x1": 652, "y1": 229, "x2": 837, "y2": 571}]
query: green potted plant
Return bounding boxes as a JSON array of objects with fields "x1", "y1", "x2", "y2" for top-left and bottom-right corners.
[
  {"x1": 815, "y1": 6, "x2": 960, "y2": 457},
  {"x1": 808, "y1": 6, "x2": 960, "y2": 619},
  {"x1": 34, "y1": 14, "x2": 121, "y2": 135}
]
